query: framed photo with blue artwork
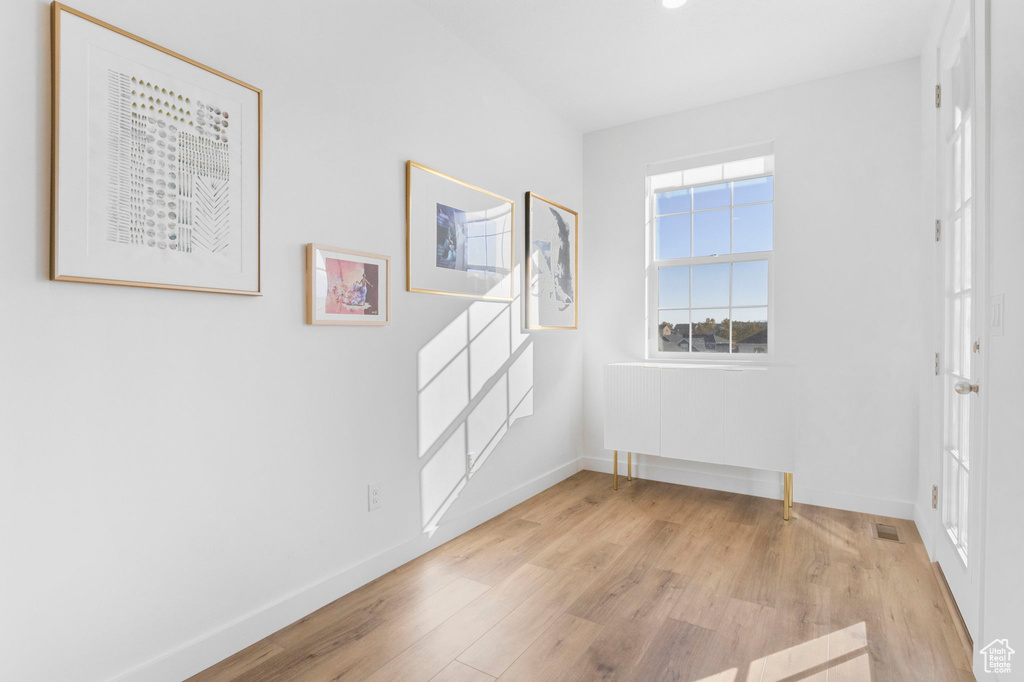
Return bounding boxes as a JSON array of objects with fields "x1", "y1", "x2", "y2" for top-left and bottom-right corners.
[
  {"x1": 51, "y1": 3, "x2": 262, "y2": 295},
  {"x1": 406, "y1": 161, "x2": 515, "y2": 301},
  {"x1": 526, "y1": 192, "x2": 578, "y2": 329}
]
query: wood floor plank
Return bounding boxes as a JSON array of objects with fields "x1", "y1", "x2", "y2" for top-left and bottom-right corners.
[
  {"x1": 185, "y1": 640, "x2": 285, "y2": 682},
  {"x1": 565, "y1": 519, "x2": 681, "y2": 624},
  {"x1": 193, "y1": 472, "x2": 976, "y2": 682},
  {"x1": 458, "y1": 542, "x2": 624, "y2": 677},
  {"x1": 496, "y1": 613, "x2": 604, "y2": 682},
  {"x1": 630, "y1": 617, "x2": 715, "y2": 682},
  {"x1": 429, "y1": 660, "x2": 495, "y2": 682},
  {"x1": 363, "y1": 563, "x2": 553, "y2": 682},
  {"x1": 566, "y1": 568, "x2": 685, "y2": 681},
  {"x1": 233, "y1": 577, "x2": 491, "y2": 682}
]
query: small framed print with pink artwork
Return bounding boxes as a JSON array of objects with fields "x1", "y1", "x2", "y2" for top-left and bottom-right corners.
[{"x1": 306, "y1": 244, "x2": 390, "y2": 326}]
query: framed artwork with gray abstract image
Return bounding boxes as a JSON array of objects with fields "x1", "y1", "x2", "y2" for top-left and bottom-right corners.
[
  {"x1": 526, "y1": 192, "x2": 578, "y2": 329},
  {"x1": 406, "y1": 161, "x2": 514, "y2": 301},
  {"x1": 51, "y1": 3, "x2": 262, "y2": 295}
]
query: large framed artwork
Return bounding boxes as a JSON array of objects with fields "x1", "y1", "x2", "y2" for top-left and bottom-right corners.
[
  {"x1": 406, "y1": 161, "x2": 514, "y2": 301},
  {"x1": 306, "y1": 244, "x2": 390, "y2": 326},
  {"x1": 51, "y1": 3, "x2": 262, "y2": 295},
  {"x1": 526, "y1": 192, "x2": 578, "y2": 329}
]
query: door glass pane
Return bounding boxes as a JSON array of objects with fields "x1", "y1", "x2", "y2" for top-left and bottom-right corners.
[
  {"x1": 959, "y1": 394, "x2": 971, "y2": 469},
  {"x1": 658, "y1": 266, "x2": 690, "y2": 309},
  {"x1": 693, "y1": 182, "x2": 730, "y2": 211},
  {"x1": 952, "y1": 217, "x2": 962, "y2": 293},
  {"x1": 959, "y1": 468, "x2": 969, "y2": 551},
  {"x1": 692, "y1": 263, "x2": 729, "y2": 307},
  {"x1": 950, "y1": 298, "x2": 961, "y2": 376},
  {"x1": 954, "y1": 134, "x2": 962, "y2": 209},
  {"x1": 964, "y1": 118, "x2": 973, "y2": 202},
  {"x1": 733, "y1": 176, "x2": 773, "y2": 205},
  {"x1": 962, "y1": 292, "x2": 972, "y2": 377},
  {"x1": 656, "y1": 188, "x2": 690, "y2": 215},
  {"x1": 691, "y1": 309, "x2": 729, "y2": 353},
  {"x1": 947, "y1": 390, "x2": 959, "y2": 455},
  {"x1": 693, "y1": 209, "x2": 730, "y2": 256},
  {"x1": 656, "y1": 214, "x2": 690, "y2": 260},
  {"x1": 658, "y1": 310, "x2": 690, "y2": 352},
  {"x1": 732, "y1": 260, "x2": 768, "y2": 306},
  {"x1": 732, "y1": 308, "x2": 768, "y2": 354},
  {"x1": 944, "y1": 455, "x2": 958, "y2": 532},
  {"x1": 733, "y1": 203, "x2": 773, "y2": 253},
  {"x1": 963, "y1": 206, "x2": 972, "y2": 291}
]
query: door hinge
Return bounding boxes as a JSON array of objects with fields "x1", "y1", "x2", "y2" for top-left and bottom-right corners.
[
  {"x1": 936, "y1": 84, "x2": 942, "y2": 108},
  {"x1": 932, "y1": 485, "x2": 939, "y2": 509},
  {"x1": 973, "y1": 338, "x2": 981, "y2": 354},
  {"x1": 935, "y1": 219, "x2": 941, "y2": 242},
  {"x1": 935, "y1": 352, "x2": 941, "y2": 376}
]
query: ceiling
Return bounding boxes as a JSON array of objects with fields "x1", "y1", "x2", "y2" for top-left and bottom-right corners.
[{"x1": 410, "y1": 0, "x2": 940, "y2": 132}]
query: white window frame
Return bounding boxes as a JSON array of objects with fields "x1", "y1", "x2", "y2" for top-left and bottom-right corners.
[{"x1": 646, "y1": 150, "x2": 775, "y2": 363}]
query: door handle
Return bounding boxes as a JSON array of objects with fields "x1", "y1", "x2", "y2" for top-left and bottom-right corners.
[{"x1": 954, "y1": 380, "x2": 979, "y2": 395}]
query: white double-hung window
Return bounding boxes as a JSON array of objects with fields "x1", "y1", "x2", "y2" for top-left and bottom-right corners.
[{"x1": 647, "y1": 144, "x2": 775, "y2": 359}]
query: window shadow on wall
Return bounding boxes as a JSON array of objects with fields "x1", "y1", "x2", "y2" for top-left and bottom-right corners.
[{"x1": 417, "y1": 286, "x2": 534, "y2": 537}]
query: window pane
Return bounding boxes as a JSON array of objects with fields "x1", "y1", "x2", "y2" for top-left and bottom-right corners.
[
  {"x1": 692, "y1": 263, "x2": 729, "y2": 308},
  {"x1": 693, "y1": 208, "x2": 730, "y2": 257},
  {"x1": 732, "y1": 260, "x2": 768, "y2": 307},
  {"x1": 656, "y1": 214, "x2": 690, "y2": 259},
  {"x1": 733, "y1": 176, "x2": 773, "y2": 205},
  {"x1": 733, "y1": 203, "x2": 773, "y2": 253},
  {"x1": 658, "y1": 266, "x2": 689, "y2": 309},
  {"x1": 693, "y1": 182, "x2": 730, "y2": 210},
  {"x1": 731, "y1": 308, "x2": 768, "y2": 354},
  {"x1": 656, "y1": 189, "x2": 690, "y2": 215},
  {"x1": 691, "y1": 310, "x2": 729, "y2": 353},
  {"x1": 658, "y1": 310, "x2": 690, "y2": 352}
]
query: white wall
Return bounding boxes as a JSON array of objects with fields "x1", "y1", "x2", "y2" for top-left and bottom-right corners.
[
  {"x1": 979, "y1": 0, "x2": 1024, "y2": 674},
  {"x1": 0, "y1": 1, "x2": 582, "y2": 680},
  {"x1": 581, "y1": 59, "x2": 925, "y2": 518}
]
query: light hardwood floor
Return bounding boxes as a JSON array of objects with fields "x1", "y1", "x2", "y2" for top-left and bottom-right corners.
[{"x1": 189, "y1": 471, "x2": 974, "y2": 682}]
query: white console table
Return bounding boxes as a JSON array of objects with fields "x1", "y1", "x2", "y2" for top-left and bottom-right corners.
[{"x1": 603, "y1": 362, "x2": 797, "y2": 519}]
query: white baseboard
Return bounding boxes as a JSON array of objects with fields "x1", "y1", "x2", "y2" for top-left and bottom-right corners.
[
  {"x1": 581, "y1": 455, "x2": 915, "y2": 520},
  {"x1": 915, "y1": 499, "x2": 938, "y2": 560},
  {"x1": 110, "y1": 457, "x2": 583, "y2": 682}
]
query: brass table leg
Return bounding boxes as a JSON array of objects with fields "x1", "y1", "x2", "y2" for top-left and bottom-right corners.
[
  {"x1": 783, "y1": 472, "x2": 791, "y2": 521},
  {"x1": 788, "y1": 473, "x2": 794, "y2": 508},
  {"x1": 613, "y1": 450, "x2": 619, "y2": 490},
  {"x1": 627, "y1": 452, "x2": 632, "y2": 481}
]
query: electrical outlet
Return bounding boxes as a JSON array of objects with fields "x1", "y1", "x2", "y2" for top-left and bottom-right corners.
[{"x1": 368, "y1": 482, "x2": 382, "y2": 511}]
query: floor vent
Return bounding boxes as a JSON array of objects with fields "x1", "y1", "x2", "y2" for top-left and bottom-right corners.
[{"x1": 874, "y1": 523, "x2": 900, "y2": 542}]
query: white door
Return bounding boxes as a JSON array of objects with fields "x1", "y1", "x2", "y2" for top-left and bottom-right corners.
[{"x1": 935, "y1": 0, "x2": 984, "y2": 638}]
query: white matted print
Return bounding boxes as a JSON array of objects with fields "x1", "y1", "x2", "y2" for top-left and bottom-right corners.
[
  {"x1": 526, "y1": 192, "x2": 578, "y2": 329},
  {"x1": 307, "y1": 245, "x2": 390, "y2": 326},
  {"x1": 406, "y1": 161, "x2": 514, "y2": 301},
  {"x1": 52, "y1": 4, "x2": 262, "y2": 294}
]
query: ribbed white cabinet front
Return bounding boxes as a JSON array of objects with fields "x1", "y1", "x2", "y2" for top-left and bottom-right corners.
[
  {"x1": 604, "y1": 363, "x2": 796, "y2": 474},
  {"x1": 603, "y1": 364, "x2": 661, "y2": 455},
  {"x1": 660, "y1": 368, "x2": 727, "y2": 464}
]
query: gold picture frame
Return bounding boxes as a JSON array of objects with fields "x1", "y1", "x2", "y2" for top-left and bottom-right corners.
[
  {"x1": 51, "y1": 2, "x2": 263, "y2": 295},
  {"x1": 406, "y1": 161, "x2": 515, "y2": 301},
  {"x1": 526, "y1": 192, "x2": 579, "y2": 330},
  {"x1": 306, "y1": 244, "x2": 391, "y2": 326}
]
